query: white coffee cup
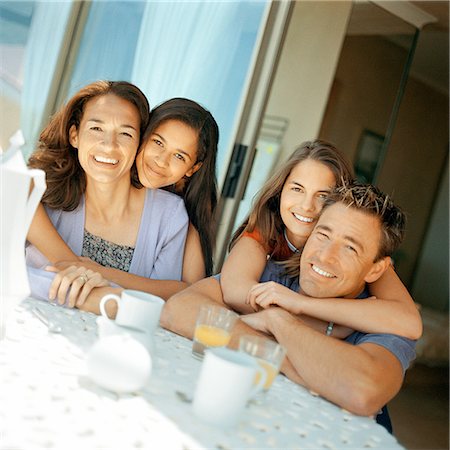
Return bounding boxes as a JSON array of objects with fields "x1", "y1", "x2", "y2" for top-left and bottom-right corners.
[
  {"x1": 192, "y1": 347, "x2": 267, "y2": 427},
  {"x1": 96, "y1": 316, "x2": 153, "y2": 352},
  {"x1": 87, "y1": 334, "x2": 152, "y2": 393},
  {"x1": 99, "y1": 289, "x2": 164, "y2": 334}
]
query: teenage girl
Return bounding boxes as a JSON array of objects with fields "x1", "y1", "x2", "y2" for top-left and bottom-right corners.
[{"x1": 221, "y1": 140, "x2": 422, "y2": 339}]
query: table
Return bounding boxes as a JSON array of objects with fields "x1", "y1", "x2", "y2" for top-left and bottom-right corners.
[{"x1": 0, "y1": 298, "x2": 404, "y2": 449}]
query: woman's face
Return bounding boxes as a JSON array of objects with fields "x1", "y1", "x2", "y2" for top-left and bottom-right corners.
[
  {"x1": 279, "y1": 159, "x2": 336, "y2": 249},
  {"x1": 69, "y1": 94, "x2": 141, "y2": 186},
  {"x1": 136, "y1": 119, "x2": 202, "y2": 189}
]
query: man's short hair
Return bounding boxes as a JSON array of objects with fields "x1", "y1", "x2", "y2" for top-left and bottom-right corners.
[{"x1": 322, "y1": 182, "x2": 406, "y2": 261}]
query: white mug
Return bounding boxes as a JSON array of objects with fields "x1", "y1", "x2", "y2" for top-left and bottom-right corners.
[
  {"x1": 192, "y1": 347, "x2": 267, "y2": 427},
  {"x1": 99, "y1": 289, "x2": 164, "y2": 334},
  {"x1": 96, "y1": 316, "x2": 153, "y2": 352}
]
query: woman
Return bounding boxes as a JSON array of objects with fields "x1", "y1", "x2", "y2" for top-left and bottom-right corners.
[
  {"x1": 26, "y1": 81, "x2": 194, "y2": 312},
  {"x1": 27, "y1": 90, "x2": 219, "y2": 308}
]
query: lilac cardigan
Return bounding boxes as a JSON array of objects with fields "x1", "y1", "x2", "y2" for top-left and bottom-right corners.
[{"x1": 27, "y1": 189, "x2": 189, "y2": 301}]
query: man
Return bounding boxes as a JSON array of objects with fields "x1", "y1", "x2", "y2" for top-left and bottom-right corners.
[{"x1": 161, "y1": 183, "x2": 416, "y2": 429}]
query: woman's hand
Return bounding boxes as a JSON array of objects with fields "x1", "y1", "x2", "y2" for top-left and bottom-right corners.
[
  {"x1": 246, "y1": 281, "x2": 303, "y2": 314},
  {"x1": 46, "y1": 265, "x2": 110, "y2": 308},
  {"x1": 52, "y1": 256, "x2": 103, "y2": 272}
]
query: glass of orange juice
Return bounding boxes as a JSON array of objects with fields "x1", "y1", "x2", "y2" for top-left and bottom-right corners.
[
  {"x1": 192, "y1": 305, "x2": 238, "y2": 359},
  {"x1": 238, "y1": 335, "x2": 286, "y2": 391}
]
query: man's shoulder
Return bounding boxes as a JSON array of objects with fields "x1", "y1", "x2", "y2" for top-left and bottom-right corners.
[
  {"x1": 346, "y1": 331, "x2": 416, "y2": 372},
  {"x1": 346, "y1": 331, "x2": 415, "y2": 346}
]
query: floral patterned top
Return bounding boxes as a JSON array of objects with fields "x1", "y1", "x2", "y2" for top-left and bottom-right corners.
[{"x1": 82, "y1": 229, "x2": 134, "y2": 272}]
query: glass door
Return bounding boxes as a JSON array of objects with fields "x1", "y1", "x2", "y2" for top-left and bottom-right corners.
[
  {"x1": 215, "y1": 0, "x2": 437, "y2": 272},
  {"x1": 58, "y1": 0, "x2": 293, "y2": 271},
  {"x1": 319, "y1": 1, "x2": 418, "y2": 184},
  {"x1": 57, "y1": 0, "x2": 271, "y2": 188},
  {"x1": 1, "y1": 1, "x2": 77, "y2": 156}
]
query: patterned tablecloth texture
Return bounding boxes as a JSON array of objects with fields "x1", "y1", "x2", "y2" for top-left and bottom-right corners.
[{"x1": 0, "y1": 298, "x2": 403, "y2": 449}]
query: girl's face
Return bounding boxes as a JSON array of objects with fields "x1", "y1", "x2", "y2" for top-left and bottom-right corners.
[
  {"x1": 279, "y1": 159, "x2": 336, "y2": 249},
  {"x1": 69, "y1": 94, "x2": 141, "y2": 186},
  {"x1": 136, "y1": 119, "x2": 202, "y2": 189}
]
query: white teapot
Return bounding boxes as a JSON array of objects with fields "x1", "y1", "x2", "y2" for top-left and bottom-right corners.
[{"x1": 0, "y1": 131, "x2": 46, "y2": 338}]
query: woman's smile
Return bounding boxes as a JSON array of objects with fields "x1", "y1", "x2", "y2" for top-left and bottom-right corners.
[
  {"x1": 92, "y1": 155, "x2": 119, "y2": 165},
  {"x1": 292, "y1": 212, "x2": 315, "y2": 224}
]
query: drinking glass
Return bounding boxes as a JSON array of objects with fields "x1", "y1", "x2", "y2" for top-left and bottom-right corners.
[
  {"x1": 192, "y1": 305, "x2": 237, "y2": 359},
  {"x1": 239, "y1": 335, "x2": 286, "y2": 391}
]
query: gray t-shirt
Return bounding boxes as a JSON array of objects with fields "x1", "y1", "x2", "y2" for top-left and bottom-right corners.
[{"x1": 345, "y1": 331, "x2": 415, "y2": 373}]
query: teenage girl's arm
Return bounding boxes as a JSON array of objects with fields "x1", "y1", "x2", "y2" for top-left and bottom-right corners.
[
  {"x1": 181, "y1": 223, "x2": 206, "y2": 283},
  {"x1": 248, "y1": 265, "x2": 422, "y2": 340},
  {"x1": 246, "y1": 281, "x2": 354, "y2": 338},
  {"x1": 221, "y1": 236, "x2": 268, "y2": 314},
  {"x1": 27, "y1": 203, "x2": 79, "y2": 263},
  {"x1": 300, "y1": 266, "x2": 423, "y2": 339}
]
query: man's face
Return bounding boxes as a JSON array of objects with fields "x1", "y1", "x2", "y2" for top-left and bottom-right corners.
[{"x1": 299, "y1": 202, "x2": 389, "y2": 298}]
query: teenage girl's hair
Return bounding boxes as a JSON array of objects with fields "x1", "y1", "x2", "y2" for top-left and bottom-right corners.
[
  {"x1": 28, "y1": 80, "x2": 150, "y2": 210},
  {"x1": 140, "y1": 98, "x2": 219, "y2": 276},
  {"x1": 229, "y1": 140, "x2": 354, "y2": 257}
]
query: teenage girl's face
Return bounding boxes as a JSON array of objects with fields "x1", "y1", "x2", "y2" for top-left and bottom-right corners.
[
  {"x1": 69, "y1": 94, "x2": 141, "y2": 186},
  {"x1": 136, "y1": 119, "x2": 202, "y2": 189},
  {"x1": 279, "y1": 159, "x2": 336, "y2": 249}
]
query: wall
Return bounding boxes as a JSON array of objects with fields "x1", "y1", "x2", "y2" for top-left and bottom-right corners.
[
  {"x1": 319, "y1": 35, "x2": 411, "y2": 162},
  {"x1": 264, "y1": 0, "x2": 352, "y2": 162},
  {"x1": 318, "y1": 34, "x2": 449, "y2": 299},
  {"x1": 379, "y1": 75, "x2": 449, "y2": 287},
  {"x1": 411, "y1": 163, "x2": 449, "y2": 312}
]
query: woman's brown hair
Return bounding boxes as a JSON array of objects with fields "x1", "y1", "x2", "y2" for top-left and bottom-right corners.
[
  {"x1": 28, "y1": 80, "x2": 150, "y2": 211},
  {"x1": 229, "y1": 140, "x2": 354, "y2": 258}
]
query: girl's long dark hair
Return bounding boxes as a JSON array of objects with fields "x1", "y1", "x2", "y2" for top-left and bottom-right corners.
[
  {"x1": 28, "y1": 81, "x2": 150, "y2": 210},
  {"x1": 141, "y1": 98, "x2": 219, "y2": 276}
]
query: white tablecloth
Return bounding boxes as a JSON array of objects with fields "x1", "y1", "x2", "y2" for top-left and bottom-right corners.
[{"x1": 0, "y1": 298, "x2": 403, "y2": 449}]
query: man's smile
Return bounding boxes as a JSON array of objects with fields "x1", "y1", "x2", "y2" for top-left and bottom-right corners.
[{"x1": 311, "y1": 264, "x2": 336, "y2": 279}]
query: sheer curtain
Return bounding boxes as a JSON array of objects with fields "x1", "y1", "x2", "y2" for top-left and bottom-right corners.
[
  {"x1": 20, "y1": 0, "x2": 268, "y2": 171},
  {"x1": 67, "y1": 1, "x2": 145, "y2": 97},
  {"x1": 20, "y1": 2, "x2": 74, "y2": 158},
  {"x1": 131, "y1": 1, "x2": 268, "y2": 179}
]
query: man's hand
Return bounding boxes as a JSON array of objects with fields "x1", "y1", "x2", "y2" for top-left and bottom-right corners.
[
  {"x1": 46, "y1": 265, "x2": 110, "y2": 308},
  {"x1": 240, "y1": 309, "x2": 272, "y2": 334},
  {"x1": 240, "y1": 307, "x2": 293, "y2": 335},
  {"x1": 246, "y1": 281, "x2": 303, "y2": 314}
]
